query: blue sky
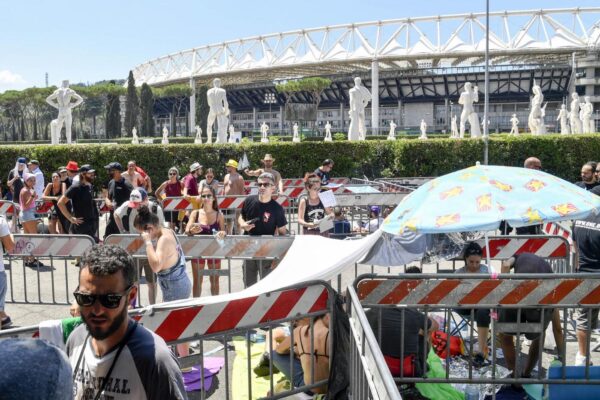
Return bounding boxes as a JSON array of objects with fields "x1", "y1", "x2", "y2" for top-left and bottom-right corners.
[{"x1": 1, "y1": 0, "x2": 599, "y2": 92}]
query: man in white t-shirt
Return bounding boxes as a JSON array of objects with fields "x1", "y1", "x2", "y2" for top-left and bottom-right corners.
[
  {"x1": 0, "y1": 216, "x2": 16, "y2": 328},
  {"x1": 27, "y1": 160, "x2": 45, "y2": 198},
  {"x1": 66, "y1": 244, "x2": 186, "y2": 399},
  {"x1": 114, "y1": 188, "x2": 164, "y2": 305}
]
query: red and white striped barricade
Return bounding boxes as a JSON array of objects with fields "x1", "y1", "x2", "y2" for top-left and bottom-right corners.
[
  {"x1": 375, "y1": 177, "x2": 433, "y2": 193},
  {"x1": 353, "y1": 273, "x2": 600, "y2": 386},
  {"x1": 474, "y1": 235, "x2": 571, "y2": 272},
  {"x1": 0, "y1": 201, "x2": 20, "y2": 231},
  {"x1": 35, "y1": 200, "x2": 54, "y2": 215},
  {"x1": 162, "y1": 195, "x2": 291, "y2": 211},
  {"x1": 6, "y1": 234, "x2": 95, "y2": 305},
  {"x1": 543, "y1": 221, "x2": 572, "y2": 244}
]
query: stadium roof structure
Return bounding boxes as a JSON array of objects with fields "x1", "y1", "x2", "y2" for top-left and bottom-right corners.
[{"x1": 132, "y1": 8, "x2": 600, "y2": 87}]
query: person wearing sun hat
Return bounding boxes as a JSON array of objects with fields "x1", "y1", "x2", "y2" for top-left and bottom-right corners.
[
  {"x1": 63, "y1": 160, "x2": 80, "y2": 190},
  {"x1": 27, "y1": 159, "x2": 45, "y2": 198},
  {"x1": 243, "y1": 153, "x2": 283, "y2": 193},
  {"x1": 182, "y1": 162, "x2": 203, "y2": 210}
]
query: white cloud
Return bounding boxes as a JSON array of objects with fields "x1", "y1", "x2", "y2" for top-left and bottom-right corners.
[{"x1": 0, "y1": 70, "x2": 29, "y2": 92}]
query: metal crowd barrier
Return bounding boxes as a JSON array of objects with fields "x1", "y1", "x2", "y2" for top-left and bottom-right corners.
[
  {"x1": 5, "y1": 234, "x2": 95, "y2": 305},
  {"x1": 104, "y1": 235, "x2": 294, "y2": 303},
  {"x1": 353, "y1": 273, "x2": 600, "y2": 393},
  {"x1": 295, "y1": 192, "x2": 407, "y2": 239},
  {"x1": 347, "y1": 284, "x2": 402, "y2": 400},
  {"x1": 0, "y1": 280, "x2": 337, "y2": 400}
]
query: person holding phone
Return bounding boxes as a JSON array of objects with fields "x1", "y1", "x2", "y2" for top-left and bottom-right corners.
[{"x1": 238, "y1": 172, "x2": 287, "y2": 287}]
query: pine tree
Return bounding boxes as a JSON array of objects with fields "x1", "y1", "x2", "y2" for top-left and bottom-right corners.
[
  {"x1": 139, "y1": 83, "x2": 155, "y2": 136},
  {"x1": 124, "y1": 71, "x2": 139, "y2": 135},
  {"x1": 196, "y1": 85, "x2": 209, "y2": 138}
]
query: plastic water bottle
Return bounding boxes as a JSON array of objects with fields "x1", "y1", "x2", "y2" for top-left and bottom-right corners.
[
  {"x1": 212, "y1": 229, "x2": 225, "y2": 247},
  {"x1": 465, "y1": 385, "x2": 479, "y2": 400}
]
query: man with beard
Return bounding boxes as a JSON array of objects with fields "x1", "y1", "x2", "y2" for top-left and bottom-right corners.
[
  {"x1": 575, "y1": 161, "x2": 599, "y2": 191},
  {"x1": 103, "y1": 162, "x2": 133, "y2": 238},
  {"x1": 58, "y1": 165, "x2": 99, "y2": 241},
  {"x1": 66, "y1": 244, "x2": 186, "y2": 399}
]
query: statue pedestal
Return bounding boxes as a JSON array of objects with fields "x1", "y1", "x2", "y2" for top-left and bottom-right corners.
[
  {"x1": 194, "y1": 139, "x2": 202, "y2": 144},
  {"x1": 292, "y1": 137, "x2": 300, "y2": 143},
  {"x1": 161, "y1": 139, "x2": 169, "y2": 145},
  {"x1": 387, "y1": 135, "x2": 395, "y2": 141},
  {"x1": 260, "y1": 138, "x2": 269, "y2": 143},
  {"x1": 131, "y1": 139, "x2": 139, "y2": 144},
  {"x1": 324, "y1": 137, "x2": 332, "y2": 142}
]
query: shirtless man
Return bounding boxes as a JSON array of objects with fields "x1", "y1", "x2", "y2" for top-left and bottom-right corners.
[
  {"x1": 243, "y1": 153, "x2": 283, "y2": 193},
  {"x1": 223, "y1": 159, "x2": 244, "y2": 234},
  {"x1": 122, "y1": 160, "x2": 145, "y2": 188}
]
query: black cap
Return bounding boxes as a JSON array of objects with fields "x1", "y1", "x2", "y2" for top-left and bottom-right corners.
[
  {"x1": 104, "y1": 162, "x2": 123, "y2": 171},
  {"x1": 78, "y1": 164, "x2": 95, "y2": 173},
  {"x1": 323, "y1": 159, "x2": 334, "y2": 166}
]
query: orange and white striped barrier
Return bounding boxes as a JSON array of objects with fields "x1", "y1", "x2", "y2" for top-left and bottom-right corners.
[
  {"x1": 355, "y1": 273, "x2": 600, "y2": 307},
  {"x1": 475, "y1": 235, "x2": 570, "y2": 259},
  {"x1": 9, "y1": 234, "x2": 95, "y2": 257},
  {"x1": 161, "y1": 195, "x2": 291, "y2": 211},
  {"x1": 0, "y1": 200, "x2": 18, "y2": 215}
]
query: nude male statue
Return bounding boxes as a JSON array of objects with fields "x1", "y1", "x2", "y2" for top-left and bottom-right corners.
[
  {"x1": 458, "y1": 82, "x2": 481, "y2": 138},
  {"x1": 348, "y1": 77, "x2": 371, "y2": 141},
  {"x1": 45, "y1": 80, "x2": 84, "y2": 144},
  {"x1": 206, "y1": 78, "x2": 230, "y2": 143}
]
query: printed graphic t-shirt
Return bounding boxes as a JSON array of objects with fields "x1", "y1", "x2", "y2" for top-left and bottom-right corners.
[{"x1": 66, "y1": 321, "x2": 187, "y2": 400}]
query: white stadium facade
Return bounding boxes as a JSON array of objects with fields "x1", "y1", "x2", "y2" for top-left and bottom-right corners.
[{"x1": 131, "y1": 7, "x2": 600, "y2": 136}]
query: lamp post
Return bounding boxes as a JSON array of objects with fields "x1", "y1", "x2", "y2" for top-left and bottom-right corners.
[{"x1": 264, "y1": 92, "x2": 277, "y2": 134}]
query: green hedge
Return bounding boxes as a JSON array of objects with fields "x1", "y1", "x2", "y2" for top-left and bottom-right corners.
[{"x1": 0, "y1": 134, "x2": 597, "y2": 188}]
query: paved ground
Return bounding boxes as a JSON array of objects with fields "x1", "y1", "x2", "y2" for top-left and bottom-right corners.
[{"x1": 2, "y1": 214, "x2": 599, "y2": 399}]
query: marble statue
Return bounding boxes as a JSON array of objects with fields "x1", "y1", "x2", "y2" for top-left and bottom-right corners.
[
  {"x1": 450, "y1": 114, "x2": 459, "y2": 138},
  {"x1": 539, "y1": 102, "x2": 548, "y2": 134},
  {"x1": 348, "y1": 77, "x2": 371, "y2": 141},
  {"x1": 260, "y1": 122, "x2": 269, "y2": 143},
  {"x1": 570, "y1": 93, "x2": 583, "y2": 134},
  {"x1": 557, "y1": 104, "x2": 570, "y2": 135},
  {"x1": 458, "y1": 82, "x2": 481, "y2": 138},
  {"x1": 419, "y1": 119, "x2": 428, "y2": 140},
  {"x1": 582, "y1": 96, "x2": 594, "y2": 133},
  {"x1": 509, "y1": 114, "x2": 519, "y2": 136},
  {"x1": 207, "y1": 78, "x2": 230, "y2": 143},
  {"x1": 45, "y1": 80, "x2": 84, "y2": 144},
  {"x1": 162, "y1": 126, "x2": 169, "y2": 144},
  {"x1": 194, "y1": 125, "x2": 202, "y2": 144},
  {"x1": 131, "y1": 127, "x2": 139, "y2": 144},
  {"x1": 387, "y1": 120, "x2": 396, "y2": 141},
  {"x1": 324, "y1": 121, "x2": 332, "y2": 142},
  {"x1": 292, "y1": 123, "x2": 300, "y2": 143},
  {"x1": 528, "y1": 83, "x2": 544, "y2": 135}
]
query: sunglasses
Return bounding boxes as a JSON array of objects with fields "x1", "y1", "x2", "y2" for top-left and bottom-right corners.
[
  {"x1": 201, "y1": 194, "x2": 213, "y2": 199},
  {"x1": 257, "y1": 182, "x2": 272, "y2": 187},
  {"x1": 73, "y1": 286, "x2": 132, "y2": 309},
  {"x1": 169, "y1": 172, "x2": 177, "y2": 176}
]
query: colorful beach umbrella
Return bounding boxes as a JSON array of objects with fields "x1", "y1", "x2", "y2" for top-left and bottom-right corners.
[{"x1": 383, "y1": 163, "x2": 600, "y2": 235}]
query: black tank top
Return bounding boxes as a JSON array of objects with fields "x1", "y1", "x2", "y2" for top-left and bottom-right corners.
[{"x1": 303, "y1": 199, "x2": 325, "y2": 223}]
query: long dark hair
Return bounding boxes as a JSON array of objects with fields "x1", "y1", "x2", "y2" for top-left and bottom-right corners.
[
  {"x1": 133, "y1": 205, "x2": 159, "y2": 230},
  {"x1": 200, "y1": 184, "x2": 219, "y2": 211}
]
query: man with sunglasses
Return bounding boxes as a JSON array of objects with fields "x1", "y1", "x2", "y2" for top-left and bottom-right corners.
[
  {"x1": 238, "y1": 172, "x2": 287, "y2": 287},
  {"x1": 66, "y1": 244, "x2": 187, "y2": 399},
  {"x1": 58, "y1": 164, "x2": 99, "y2": 241}
]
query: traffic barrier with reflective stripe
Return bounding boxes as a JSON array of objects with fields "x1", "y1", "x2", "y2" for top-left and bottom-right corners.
[
  {"x1": 132, "y1": 281, "x2": 332, "y2": 342},
  {"x1": 9, "y1": 234, "x2": 95, "y2": 257},
  {"x1": 161, "y1": 195, "x2": 291, "y2": 211},
  {"x1": 355, "y1": 273, "x2": 600, "y2": 307},
  {"x1": 543, "y1": 221, "x2": 572, "y2": 244},
  {"x1": 5, "y1": 235, "x2": 96, "y2": 305},
  {"x1": 332, "y1": 192, "x2": 407, "y2": 207},
  {"x1": 104, "y1": 234, "x2": 293, "y2": 258},
  {"x1": 475, "y1": 235, "x2": 570, "y2": 259}
]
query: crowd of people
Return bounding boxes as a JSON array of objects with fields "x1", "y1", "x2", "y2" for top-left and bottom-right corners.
[{"x1": 1, "y1": 153, "x2": 600, "y2": 399}]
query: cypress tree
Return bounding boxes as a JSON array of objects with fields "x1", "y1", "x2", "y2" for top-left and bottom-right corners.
[
  {"x1": 139, "y1": 83, "x2": 155, "y2": 136},
  {"x1": 124, "y1": 71, "x2": 139, "y2": 135}
]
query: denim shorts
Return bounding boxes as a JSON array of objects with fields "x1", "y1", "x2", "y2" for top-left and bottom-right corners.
[
  {"x1": 19, "y1": 209, "x2": 37, "y2": 222},
  {"x1": 157, "y1": 263, "x2": 191, "y2": 302},
  {"x1": 0, "y1": 271, "x2": 7, "y2": 311}
]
